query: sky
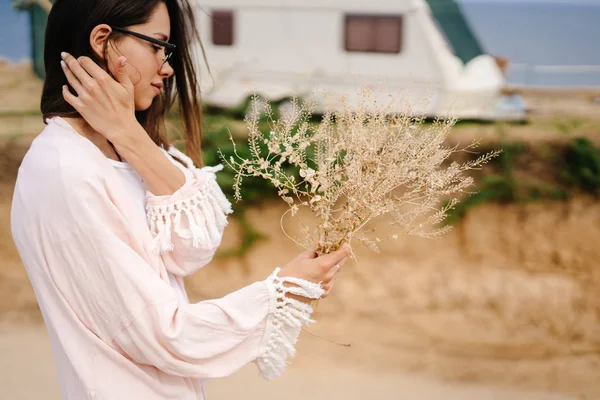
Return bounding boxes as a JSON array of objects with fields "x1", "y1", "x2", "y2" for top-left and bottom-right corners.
[
  {"x1": 1, "y1": 0, "x2": 599, "y2": 86},
  {"x1": 0, "y1": 0, "x2": 30, "y2": 62},
  {"x1": 460, "y1": 0, "x2": 600, "y2": 3}
]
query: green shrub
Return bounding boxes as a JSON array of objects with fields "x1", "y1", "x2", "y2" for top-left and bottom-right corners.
[
  {"x1": 199, "y1": 114, "x2": 307, "y2": 256},
  {"x1": 445, "y1": 142, "x2": 567, "y2": 224},
  {"x1": 444, "y1": 174, "x2": 517, "y2": 225},
  {"x1": 561, "y1": 138, "x2": 600, "y2": 195}
]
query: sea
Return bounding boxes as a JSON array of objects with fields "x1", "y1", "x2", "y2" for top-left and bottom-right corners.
[{"x1": 1, "y1": 0, "x2": 599, "y2": 87}]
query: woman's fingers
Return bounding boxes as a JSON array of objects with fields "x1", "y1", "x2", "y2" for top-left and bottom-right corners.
[
  {"x1": 318, "y1": 244, "x2": 350, "y2": 271},
  {"x1": 77, "y1": 56, "x2": 113, "y2": 85},
  {"x1": 321, "y1": 275, "x2": 339, "y2": 297},
  {"x1": 325, "y1": 256, "x2": 347, "y2": 281},
  {"x1": 61, "y1": 52, "x2": 95, "y2": 91},
  {"x1": 62, "y1": 85, "x2": 83, "y2": 110},
  {"x1": 280, "y1": 245, "x2": 351, "y2": 300},
  {"x1": 326, "y1": 278, "x2": 338, "y2": 295},
  {"x1": 60, "y1": 59, "x2": 85, "y2": 95},
  {"x1": 299, "y1": 249, "x2": 318, "y2": 260}
]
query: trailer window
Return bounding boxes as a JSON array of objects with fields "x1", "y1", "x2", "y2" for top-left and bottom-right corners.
[
  {"x1": 212, "y1": 10, "x2": 234, "y2": 46},
  {"x1": 345, "y1": 15, "x2": 403, "y2": 54}
]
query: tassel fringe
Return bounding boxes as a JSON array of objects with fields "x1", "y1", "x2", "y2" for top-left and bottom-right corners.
[
  {"x1": 256, "y1": 268, "x2": 325, "y2": 381},
  {"x1": 146, "y1": 168, "x2": 233, "y2": 254}
]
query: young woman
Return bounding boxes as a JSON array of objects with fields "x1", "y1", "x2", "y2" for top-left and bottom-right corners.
[{"x1": 10, "y1": 0, "x2": 350, "y2": 399}]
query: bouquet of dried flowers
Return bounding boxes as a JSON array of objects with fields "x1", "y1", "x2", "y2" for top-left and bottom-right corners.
[{"x1": 220, "y1": 89, "x2": 499, "y2": 255}]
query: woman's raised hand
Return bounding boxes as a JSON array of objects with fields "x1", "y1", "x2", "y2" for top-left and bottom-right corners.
[
  {"x1": 60, "y1": 52, "x2": 138, "y2": 143},
  {"x1": 278, "y1": 244, "x2": 351, "y2": 300}
]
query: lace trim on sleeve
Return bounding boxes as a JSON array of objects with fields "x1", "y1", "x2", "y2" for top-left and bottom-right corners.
[
  {"x1": 146, "y1": 168, "x2": 233, "y2": 253},
  {"x1": 256, "y1": 267, "x2": 325, "y2": 380}
]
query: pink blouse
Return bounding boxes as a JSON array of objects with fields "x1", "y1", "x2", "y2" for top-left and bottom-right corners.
[{"x1": 10, "y1": 117, "x2": 323, "y2": 400}]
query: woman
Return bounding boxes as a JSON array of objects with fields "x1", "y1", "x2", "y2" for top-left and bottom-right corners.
[{"x1": 10, "y1": 0, "x2": 350, "y2": 399}]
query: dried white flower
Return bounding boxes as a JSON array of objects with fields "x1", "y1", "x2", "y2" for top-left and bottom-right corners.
[{"x1": 221, "y1": 89, "x2": 500, "y2": 255}]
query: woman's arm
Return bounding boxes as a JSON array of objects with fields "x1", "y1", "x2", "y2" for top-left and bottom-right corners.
[
  {"x1": 60, "y1": 52, "x2": 186, "y2": 196},
  {"x1": 60, "y1": 53, "x2": 227, "y2": 274},
  {"x1": 46, "y1": 170, "x2": 347, "y2": 380},
  {"x1": 144, "y1": 149, "x2": 233, "y2": 275},
  {"x1": 115, "y1": 126, "x2": 186, "y2": 196},
  {"x1": 56, "y1": 53, "x2": 349, "y2": 283}
]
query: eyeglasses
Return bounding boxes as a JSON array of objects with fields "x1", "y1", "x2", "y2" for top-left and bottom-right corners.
[{"x1": 110, "y1": 26, "x2": 176, "y2": 67}]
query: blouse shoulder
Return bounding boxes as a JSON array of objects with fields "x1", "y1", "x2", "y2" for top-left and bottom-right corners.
[
  {"x1": 22, "y1": 118, "x2": 109, "y2": 183},
  {"x1": 14, "y1": 118, "x2": 111, "y2": 216}
]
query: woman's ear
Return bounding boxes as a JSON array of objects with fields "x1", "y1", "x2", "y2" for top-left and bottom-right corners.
[{"x1": 89, "y1": 24, "x2": 113, "y2": 60}]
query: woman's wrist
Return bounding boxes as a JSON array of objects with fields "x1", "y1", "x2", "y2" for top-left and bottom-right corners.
[
  {"x1": 111, "y1": 121, "x2": 148, "y2": 154},
  {"x1": 266, "y1": 268, "x2": 325, "y2": 304},
  {"x1": 112, "y1": 123, "x2": 186, "y2": 195}
]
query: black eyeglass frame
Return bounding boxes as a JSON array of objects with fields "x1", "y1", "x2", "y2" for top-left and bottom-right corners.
[{"x1": 110, "y1": 26, "x2": 176, "y2": 66}]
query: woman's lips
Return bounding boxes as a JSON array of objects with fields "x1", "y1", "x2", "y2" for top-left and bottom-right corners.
[{"x1": 151, "y1": 82, "x2": 163, "y2": 94}]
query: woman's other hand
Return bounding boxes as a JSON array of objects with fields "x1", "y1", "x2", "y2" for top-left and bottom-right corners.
[
  {"x1": 278, "y1": 244, "x2": 351, "y2": 301},
  {"x1": 60, "y1": 52, "x2": 138, "y2": 143}
]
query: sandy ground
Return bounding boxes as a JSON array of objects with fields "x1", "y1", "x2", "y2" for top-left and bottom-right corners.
[
  {"x1": 2, "y1": 61, "x2": 600, "y2": 399},
  {"x1": 0, "y1": 324, "x2": 577, "y2": 400},
  {"x1": 2, "y1": 190, "x2": 600, "y2": 399}
]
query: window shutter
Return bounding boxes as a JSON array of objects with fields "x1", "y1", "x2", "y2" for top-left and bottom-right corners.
[
  {"x1": 345, "y1": 15, "x2": 403, "y2": 54},
  {"x1": 212, "y1": 10, "x2": 234, "y2": 46}
]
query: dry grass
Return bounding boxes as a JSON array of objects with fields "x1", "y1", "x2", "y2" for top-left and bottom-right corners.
[{"x1": 224, "y1": 91, "x2": 499, "y2": 254}]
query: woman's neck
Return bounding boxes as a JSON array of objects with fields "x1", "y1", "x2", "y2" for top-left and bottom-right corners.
[{"x1": 62, "y1": 117, "x2": 122, "y2": 162}]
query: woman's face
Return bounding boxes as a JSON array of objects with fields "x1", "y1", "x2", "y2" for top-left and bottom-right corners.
[{"x1": 106, "y1": 2, "x2": 174, "y2": 111}]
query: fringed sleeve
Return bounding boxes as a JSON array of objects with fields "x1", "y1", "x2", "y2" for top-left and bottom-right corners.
[
  {"x1": 145, "y1": 146, "x2": 233, "y2": 276},
  {"x1": 257, "y1": 267, "x2": 325, "y2": 380},
  {"x1": 46, "y1": 167, "x2": 323, "y2": 380},
  {"x1": 106, "y1": 266, "x2": 325, "y2": 380}
]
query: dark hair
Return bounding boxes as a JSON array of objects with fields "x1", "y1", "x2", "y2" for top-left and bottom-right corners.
[{"x1": 41, "y1": 0, "x2": 204, "y2": 166}]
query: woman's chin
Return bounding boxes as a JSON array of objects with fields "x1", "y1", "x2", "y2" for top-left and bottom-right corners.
[{"x1": 134, "y1": 97, "x2": 155, "y2": 112}]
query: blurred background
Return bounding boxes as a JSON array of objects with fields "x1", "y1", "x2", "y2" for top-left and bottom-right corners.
[{"x1": 1, "y1": 0, "x2": 599, "y2": 399}]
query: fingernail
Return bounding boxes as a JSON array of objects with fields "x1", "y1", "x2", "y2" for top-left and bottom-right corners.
[
  {"x1": 60, "y1": 60, "x2": 66, "y2": 68},
  {"x1": 121, "y1": 58, "x2": 127, "y2": 66},
  {"x1": 62, "y1": 85, "x2": 67, "y2": 90},
  {"x1": 60, "y1": 52, "x2": 67, "y2": 59}
]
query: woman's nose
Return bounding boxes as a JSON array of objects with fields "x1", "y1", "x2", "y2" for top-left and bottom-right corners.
[{"x1": 160, "y1": 61, "x2": 174, "y2": 78}]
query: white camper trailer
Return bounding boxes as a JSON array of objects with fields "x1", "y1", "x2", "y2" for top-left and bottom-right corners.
[{"x1": 192, "y1": 0, "x2": 522, "y2": 120}]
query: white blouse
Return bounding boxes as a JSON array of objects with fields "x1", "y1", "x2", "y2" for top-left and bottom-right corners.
[
  {"x1": 110, "y1": 159, "x2": 188, "y2": 304},
  {"x1": 10, "y1": 117, "x2": 325, "y2": 400}
]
